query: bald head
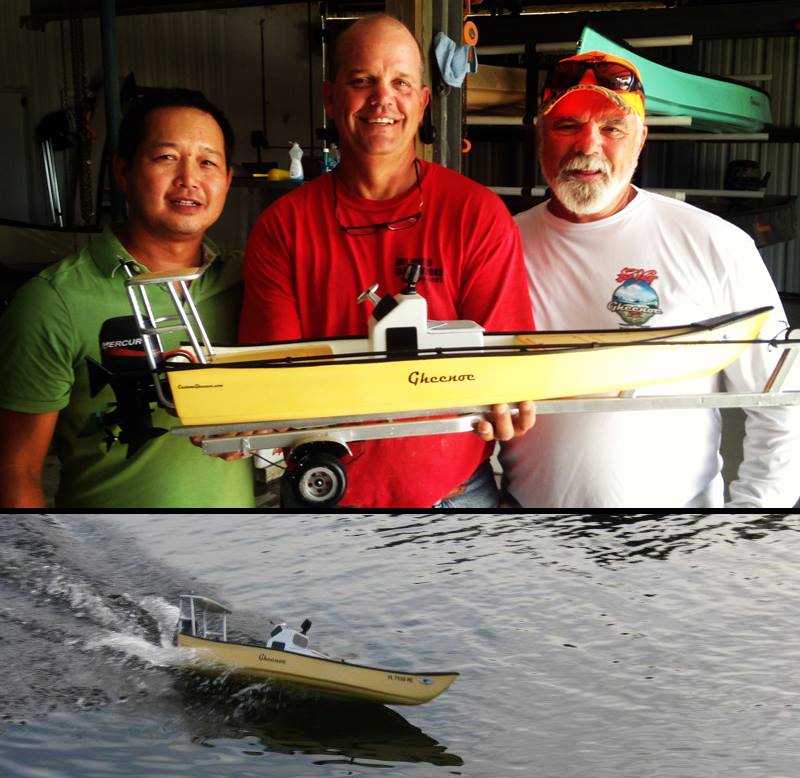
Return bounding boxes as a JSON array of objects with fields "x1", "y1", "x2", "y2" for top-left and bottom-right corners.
[{"x1": 329, "y1": 14, "x2": 425, "y2": 83}]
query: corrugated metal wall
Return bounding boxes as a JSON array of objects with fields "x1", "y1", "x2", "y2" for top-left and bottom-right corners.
[
  {"x1": 0, "y1": 1, "x2": 320, "y2": 234},
  {"x1": 0, "y1": 2, "x2": 62, "y2": 223},
  {"x1": 0, "y1": 2, "x2": 230, "y2": 225},
  {"x1": 466, "y1": 33, "x2": 800, "y2": 295},
  {"x1": 694, "y1": 35, "x2": 800, "y2": 293},
  {"x1": 0, "y1": 2, "x2": 63, "y2": 109}
]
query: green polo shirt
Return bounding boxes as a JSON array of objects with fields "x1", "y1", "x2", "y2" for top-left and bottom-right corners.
[{"x1": 0, "y1": 226, "x2": 255, "y2": 508}]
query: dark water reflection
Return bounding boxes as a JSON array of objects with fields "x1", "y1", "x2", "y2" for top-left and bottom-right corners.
[
  {"x1": 178, "y1": 679, "x2": 462, "y2": 767},
  {"x1": 1, "y1": 512, "x2": 798, "y2": 777}
]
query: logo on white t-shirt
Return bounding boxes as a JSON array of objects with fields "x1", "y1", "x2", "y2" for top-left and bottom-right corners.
[{"x1": 607, "y1": 267, "x2": 663, "y2": 326}]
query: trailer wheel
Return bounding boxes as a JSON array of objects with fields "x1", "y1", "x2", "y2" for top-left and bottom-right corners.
[{"x1": 289, "y1": 451, "x2": 347, "y2": 506}]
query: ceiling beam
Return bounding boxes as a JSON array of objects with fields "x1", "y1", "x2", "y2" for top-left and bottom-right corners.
[
  {"x1": 22, "y1": 0, "x2": 298, "y2": 30},
  {"x1": 474, "y1": 1, "x2": 800, "y2": 44}
]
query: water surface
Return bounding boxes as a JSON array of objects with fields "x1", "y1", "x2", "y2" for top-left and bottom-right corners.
[{"x1": 1, "y1": 513, "x2": 798, "y2": 777}]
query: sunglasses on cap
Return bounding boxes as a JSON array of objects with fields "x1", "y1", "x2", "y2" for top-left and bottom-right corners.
[{"x1": 541, "y1": 54, "x2": 645, "y2": 116}]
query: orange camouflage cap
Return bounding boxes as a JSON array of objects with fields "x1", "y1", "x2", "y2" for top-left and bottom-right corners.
[{"x1": 540, "y1": 51, "x2": 646, "y2": 121}]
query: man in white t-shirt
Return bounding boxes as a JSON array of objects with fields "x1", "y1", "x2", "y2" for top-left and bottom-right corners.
[{"x1": 501, "y1": 50, "x2": 799, "y2": 508}]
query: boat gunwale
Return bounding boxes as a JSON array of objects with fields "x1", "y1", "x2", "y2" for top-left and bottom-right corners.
[
  {"x1": 177, "y1": 631, "x2": 460, "y2": 679},
  {"x1": 174, "y1": 339, "x2": 769, "y2": 371},
  {"x1": 166, "y1": 307, "x2": 772, "y2": 371}
]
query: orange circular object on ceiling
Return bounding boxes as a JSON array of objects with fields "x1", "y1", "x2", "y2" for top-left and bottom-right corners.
[{"x1": 463, "y1": 21, "x2": 478, "y2": 47}]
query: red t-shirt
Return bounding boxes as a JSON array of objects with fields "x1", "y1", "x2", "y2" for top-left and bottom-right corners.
[{"x1": 240, "y1": 160, "x2": 534, "y2": 507}]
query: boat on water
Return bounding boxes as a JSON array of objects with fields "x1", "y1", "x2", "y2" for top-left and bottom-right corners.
[
  {"x1": 577, "y1": 27, "x2": 772, "y2": 132},
  {"x1": 175, "y1": 594, "x2": 459, "y2": 706}
]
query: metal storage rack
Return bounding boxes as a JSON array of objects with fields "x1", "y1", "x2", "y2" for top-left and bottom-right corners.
[{"x1": 464, "y1": 33, "x2": 789, "y2": 210}]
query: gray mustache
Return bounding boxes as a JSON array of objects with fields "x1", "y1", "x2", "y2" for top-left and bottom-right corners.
[{"x1": 560, "y1": 154, "x2": 611, "y2": 176}]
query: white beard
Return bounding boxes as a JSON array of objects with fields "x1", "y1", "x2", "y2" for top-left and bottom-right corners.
[{"x1": 547, "y1": 148, "x2": 640, "y2": 216}]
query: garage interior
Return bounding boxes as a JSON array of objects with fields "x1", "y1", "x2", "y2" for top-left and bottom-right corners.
[{"x1": 0, "y1": 0, "x2": 798, "y2": 507}]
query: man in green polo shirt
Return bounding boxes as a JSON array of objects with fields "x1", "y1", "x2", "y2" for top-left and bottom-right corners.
[{"x1": 0, "y1": 89, "x2": 255, "y2": 508}]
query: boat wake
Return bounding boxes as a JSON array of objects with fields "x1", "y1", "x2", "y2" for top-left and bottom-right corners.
[{"x1": 0, "y1": 515, "x2": 186, "y2": 721}]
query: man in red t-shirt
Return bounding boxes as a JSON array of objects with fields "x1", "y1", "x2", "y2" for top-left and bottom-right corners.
[{"x1": 240, "y1": 14, "x2": 535, "y2": 508}]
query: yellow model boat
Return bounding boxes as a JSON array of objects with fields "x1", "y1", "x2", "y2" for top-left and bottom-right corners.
[
  {"x1": 166, "y1": 309, "x2": 768, "y2": 427},
  {"x1": 176, "y1": 595, "x2": 458, "y2": 706},
  {"x1": 93, "y1": 260, "x2": 797, "y2": 504},
  {"x1": 119, "y1": 260, "x2": 771, "y2": 427}
]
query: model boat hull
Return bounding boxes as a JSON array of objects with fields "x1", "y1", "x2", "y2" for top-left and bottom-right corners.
[
  {"x1": 578, "y1": 27, "x2": 772, "y2": 132},
  {"x1": 177, "y1": 633, "x2": 458, "y2": 705},
  {"x1": 166, "y1": 308, "x2": 770, "y2": 427}
]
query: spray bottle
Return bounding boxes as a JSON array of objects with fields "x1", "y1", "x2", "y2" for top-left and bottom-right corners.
[
  {"x1": 328, "y1": 143, "x2": 340, "y2": 171},
  {"x1": 322, "y1": 143, "x2": 341, "y2": 173},
  {"x1": 288, "y1": 141, "x2": 304, "y2": 181}
]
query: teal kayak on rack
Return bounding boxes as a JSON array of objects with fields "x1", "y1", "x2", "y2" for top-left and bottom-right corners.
[{"x1": 577, "y1": 27, "x2": 772, "y2": 132}]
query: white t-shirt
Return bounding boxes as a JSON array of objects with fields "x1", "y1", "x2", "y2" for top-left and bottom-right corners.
[{"x1": 501, "y1": 188, "x2": 799, "y2": 508}]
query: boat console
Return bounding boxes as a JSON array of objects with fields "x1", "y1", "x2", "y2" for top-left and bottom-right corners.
[
  {"x1": 361, "y1": 260, "x2": 484, "y2": 354},
  {"x1": 266, "y1": 619, "x2": 328, "y2": 658}
]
